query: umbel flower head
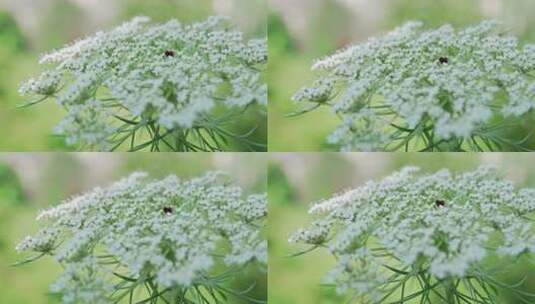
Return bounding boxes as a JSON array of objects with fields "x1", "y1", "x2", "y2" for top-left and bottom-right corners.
[
  {"x1": 20, "y1": 16, "x2": 267, "y2": 152},
  {"x1": 293, "y1": 21, "x2": 535, "y2": 152},
  {"x1": 290, "y1": 166, "x2": 535, "y2": 303},
  {"x1": 16, "y1": 172, "x2": 267, "y2": 304}
]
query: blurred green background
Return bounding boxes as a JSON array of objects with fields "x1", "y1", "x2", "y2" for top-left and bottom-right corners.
[
  {"x1": 0, "y1": 0, "x2": 267, "y2": 151},
  {"x1": 268, "y1": 153, "x2": 535, "y2": 303},
  {"x1": 0, "y1": 153, "x2": 267, "y2": 303},
  {"x1": 268, "y1": 0, "x2": 535, "y2": 151}
]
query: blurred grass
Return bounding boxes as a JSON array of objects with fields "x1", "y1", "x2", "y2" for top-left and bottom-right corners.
[
  {"x1": 268, "y1": 0, "x2": 535, "y2": 151},
  {"x1": 268, "y1": 153, "x2": 535, "y2": 303},
  {"x1": 0, "y1": 153, "x2": 267, "y2": 303},
  {"x1": 268, "y1": 161, "x2": 348, "y2": 304},
  {"x1": 0, "y1": 0, "x2": 266, "y2": 151}
]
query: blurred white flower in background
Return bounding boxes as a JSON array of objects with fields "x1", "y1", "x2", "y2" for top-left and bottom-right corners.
[{"x1": 480, "y1": 0, "x2": 503, "y2": 17}]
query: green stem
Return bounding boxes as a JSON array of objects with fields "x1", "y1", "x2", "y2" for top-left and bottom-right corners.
[{"x1": 445, "y1": 279, "x2": 457, "y2": 304}]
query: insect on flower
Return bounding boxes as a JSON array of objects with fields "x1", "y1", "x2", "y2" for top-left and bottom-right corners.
[
  {"x1": 435, "y1": 199, "x2": 446, "y2": 207},
  {"x1": 164, "y1": 50, "x2": 175, "y2": 57},
  {"x1": 438, "y1": 57, "x2": 449, "y2": 64}
]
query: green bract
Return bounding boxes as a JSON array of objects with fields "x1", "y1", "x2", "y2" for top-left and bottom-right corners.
[
  {"x1": 294, "y1": 21, "x2": 535, "y2": 152},
  {"x1": 20, "y1": 16, "x2": 267, "y2": 151}
]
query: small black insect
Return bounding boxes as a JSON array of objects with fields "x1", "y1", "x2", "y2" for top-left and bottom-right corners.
[
  {"x1": 164, "y1": 50, "x2": 175, "y2": 57},
  {"x1": 163, "y1": 207, "x2": 173, "y2": 214},
  {"x1": 435, "y1": 200, "x2": 446, "y2": 208},
  {"x1": 438, "y1": 57, "x2": 449, "y2": 64}
]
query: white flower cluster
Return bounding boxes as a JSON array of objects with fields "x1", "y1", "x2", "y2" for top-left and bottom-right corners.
[
  {"x1": 294, "y1": 21, "x2": 535, "y2": 151},
  {"x1": 290, "y1": 166, "x2": 535, "y2": 300},
  {"x1": 18, "y1": 70, "x2": 62, "y2": 97},
  {"x1": 17, "y1": 172, "x2": 267, "y2": 303},
  {"x1": 20, "y1": 16, "x2": 267, "y2": 150}
]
